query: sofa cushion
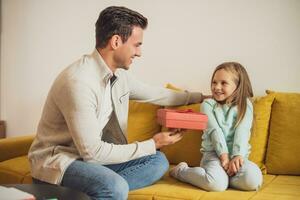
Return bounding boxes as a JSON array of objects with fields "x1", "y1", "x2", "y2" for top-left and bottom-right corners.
[
  {"x1": 251, "y1": 175, "x2": 300, "y2": 199},
  {"x1": 248, "y1": 93, "x2": 275, "y2": 174},
  {"x1": 127, "y1": 100, "x2": 162, "y2": 143},
  {"x1": 266, "y1": 91, "x2": 300, "y2": 175},
  {"x1": 0, "y1": 155, "x2": 32, "y2": 184}
]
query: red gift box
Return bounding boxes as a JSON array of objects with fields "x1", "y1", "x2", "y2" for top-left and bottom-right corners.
[{"x1": 157, "y1": 109, "x2": 208, "y2": 130}]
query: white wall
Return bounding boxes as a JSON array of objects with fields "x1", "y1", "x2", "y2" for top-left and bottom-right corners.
[{"x1": 1, "y1": 0, "x2": 300, "y2": 137}]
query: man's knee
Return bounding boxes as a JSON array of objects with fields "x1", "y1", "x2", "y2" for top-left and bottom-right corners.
[
  {"x1": 153, "y1": 151, "x2": 169, "y2": 175},
  {"x1": 92, "y1": 176, "x2": 129, "y2": 200},
  {"x1": 108, "y1": 178, "x2": 129, "y2": 200}
]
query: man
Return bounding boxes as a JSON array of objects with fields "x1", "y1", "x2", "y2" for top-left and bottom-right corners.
[{"x1": 29, "y1": 6, "x2": 205, "y2": 200}]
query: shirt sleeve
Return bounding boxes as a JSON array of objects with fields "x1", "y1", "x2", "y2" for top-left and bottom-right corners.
[
  {"x1": 231, "y1": 99, "x2": 253, "y2": 158},
  {"x1": 55, "y1": 80, "x2": 156, "y2": 164},
  {"x1": 125, "y1": 71, "x2": 202, "y2": 106},
  {"x1": 201, "y1": 100, "x2": 229, "y2": 157}
]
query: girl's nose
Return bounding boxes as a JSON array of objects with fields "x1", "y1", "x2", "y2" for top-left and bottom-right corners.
[{"x1": 215, "y1": 83, "x2": 222, "y2": 90}]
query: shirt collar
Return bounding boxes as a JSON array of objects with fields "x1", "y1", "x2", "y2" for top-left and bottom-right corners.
[{"x1": 91, "y1": 49, "x2": 114, "y2": 84}]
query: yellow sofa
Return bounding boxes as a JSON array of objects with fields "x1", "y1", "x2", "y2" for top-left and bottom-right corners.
[{"x1": 0, "y1": 91, "x2": 300, "y2": 199}]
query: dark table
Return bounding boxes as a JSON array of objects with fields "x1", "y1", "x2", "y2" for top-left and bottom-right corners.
[{"x1": 3, "y1": 184, "x2": 90, "y2": 200}]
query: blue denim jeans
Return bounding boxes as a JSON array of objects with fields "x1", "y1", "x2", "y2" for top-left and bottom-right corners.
[{"x1": 59, "y1": 151, "x2": 168, "y2": 200}]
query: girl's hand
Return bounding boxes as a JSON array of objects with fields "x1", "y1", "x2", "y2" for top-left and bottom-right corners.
[
  {"x1": 219, "y1": 153, "x2": 230, "y2": 171},
  {"x1": 227, "y1": 156, "x2": 244, "y2": 176}
]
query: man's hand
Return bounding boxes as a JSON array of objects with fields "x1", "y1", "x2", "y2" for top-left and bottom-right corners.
[
  {"x1": 227, "y1": 155, "x2": 244, "y2": 176},
  {"x1": 201, "y1": 94, "x2": 213, "y2": 102},
  {"x1": 152, "y1": 130, "x2": 183, "y2": 149},
  {"x1": 219, "y1": 153, "x2": 230, "y2": 171},
  {"x1": 188, "y1": 92, "x2": 212, "y2": 104}
]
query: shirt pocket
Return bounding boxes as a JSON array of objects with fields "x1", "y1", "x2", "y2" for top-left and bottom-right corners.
[{"x1": 119, "y1": 91, "x2": 129, "y2": 104}]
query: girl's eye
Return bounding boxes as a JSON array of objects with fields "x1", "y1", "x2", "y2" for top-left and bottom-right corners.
[{"x1": 221, "y1": 81, "x2": 228, "y2": 85}]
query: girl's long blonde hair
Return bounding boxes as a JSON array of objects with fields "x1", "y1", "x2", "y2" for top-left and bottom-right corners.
[{"x1": 211, "y1": 62, "x2": 253, "y2": 127}]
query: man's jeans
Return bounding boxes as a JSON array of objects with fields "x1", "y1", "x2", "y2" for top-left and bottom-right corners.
[{"x1": 57, "y1": 151, "x2": 168, "y2": 200}]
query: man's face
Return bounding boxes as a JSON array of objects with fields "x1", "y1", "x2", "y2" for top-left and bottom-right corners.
[{"x1": 113, "y1": 26, "x2": 143, "y2": 70}]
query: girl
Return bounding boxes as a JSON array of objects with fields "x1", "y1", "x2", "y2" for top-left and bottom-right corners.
[{"x1": 170, "y1": 62, "x2": 262, "y2": 191}]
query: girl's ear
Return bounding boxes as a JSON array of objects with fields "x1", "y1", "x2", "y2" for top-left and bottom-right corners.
[{"x1": 110, "y1": 35, "x2": 122, "y2": 50}]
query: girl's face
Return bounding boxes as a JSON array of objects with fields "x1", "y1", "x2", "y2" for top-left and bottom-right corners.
[{"x1": 211, "y1": 69, "x2": 237, "y2": 102}]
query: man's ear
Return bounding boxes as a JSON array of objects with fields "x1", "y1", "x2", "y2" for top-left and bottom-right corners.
[{"x1": 110, "y1": 35, "x2": 122, "y2": 50}]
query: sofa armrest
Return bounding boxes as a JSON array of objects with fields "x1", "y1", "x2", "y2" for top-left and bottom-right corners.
[{"x1": 0, "y1": 135, "x2": 35, "y2": 162}]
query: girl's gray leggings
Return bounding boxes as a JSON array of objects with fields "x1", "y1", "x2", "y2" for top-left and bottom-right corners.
[{"x1": 176, "y1": 152, "x2": 263, "y2": 191}]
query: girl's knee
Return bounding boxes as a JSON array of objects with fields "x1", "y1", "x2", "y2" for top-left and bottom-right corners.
[
  {"x1": 235, "y1": 175, "x2": 262, "y2": 191},
  {"x1": 231, "y1": 165, "x2": 263, "y2": 191},
  {"x1": 203, "y1": 170, "x2": 229, "y2": 192},
  {"x1": 245, "y1": 168, "x2": 263, "y2": 190},
  {"x1": 205, "y1": 177, "x2": 228, "y2": 191}
]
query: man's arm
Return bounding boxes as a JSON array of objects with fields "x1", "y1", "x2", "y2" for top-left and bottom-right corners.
[
  {"x1": 55, "y1": 80, "x2": 162, "y2": 165},
  {"x1": 125, "y1": 71, "x2": 204, "y2": 106}
]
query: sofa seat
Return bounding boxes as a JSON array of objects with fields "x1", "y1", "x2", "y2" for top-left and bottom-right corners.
[
  {"x1": 130, "y1": 169, "x2": 300, "y2": 200},
  {"x1": 1, "y1": 155, "x2": 299, "y2": 200},
  {"x1": 0, "y1": 155, "x2": 32, "y2": 184}
]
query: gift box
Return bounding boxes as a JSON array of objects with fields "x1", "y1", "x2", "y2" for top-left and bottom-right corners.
[{"x1": 157, "y1": 109, "x2": 208, "y2": 130}]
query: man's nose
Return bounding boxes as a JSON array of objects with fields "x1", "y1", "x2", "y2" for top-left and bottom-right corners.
[{"x1": 135, "y1": 48, "x2": 142, "y2": 57}]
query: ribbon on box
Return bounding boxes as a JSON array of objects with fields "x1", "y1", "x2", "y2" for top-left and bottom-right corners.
[{"x1": 175, "y1": 109, "x2": 194, "y2": 113}]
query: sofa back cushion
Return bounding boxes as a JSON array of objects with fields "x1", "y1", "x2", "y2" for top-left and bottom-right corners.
[
  {"x1": 127, "y1": 101, "x2": 162, "y2": 143},
  {"x1": 266, "y1": 91, "x2": 300, "y2": 175},
  {"x1": 248, "y1": 93, "x2": 275, "y2": 174}
]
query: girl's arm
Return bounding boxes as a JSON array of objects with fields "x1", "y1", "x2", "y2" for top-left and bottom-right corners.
[
  {"x1": 231, "y1": 99, "x2": 253, "y2": 158},
  {"x1": 201, "y1": 100, "x2": 229, "y2": 157}
]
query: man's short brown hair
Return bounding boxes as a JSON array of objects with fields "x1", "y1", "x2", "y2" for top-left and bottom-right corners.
[{"x1": 95, "y1": 6, "x2": 148, "y2": 48}]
